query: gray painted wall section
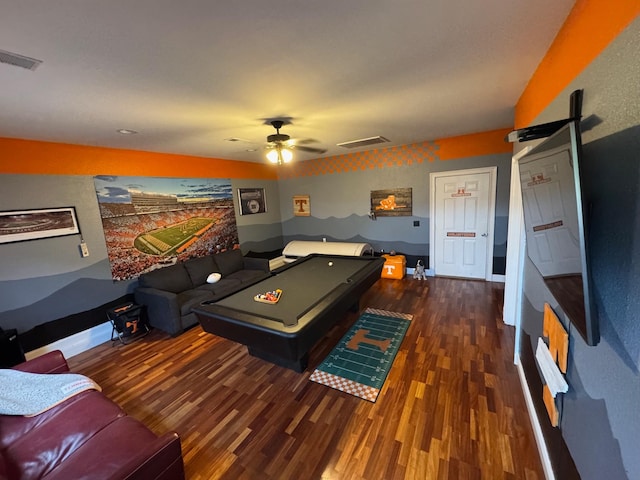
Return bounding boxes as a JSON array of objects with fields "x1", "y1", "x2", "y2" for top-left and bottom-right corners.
[
  {"x1": 0, "y1": 174, "x2": 282, "y2": 337},
  {"x1": 517, "y1": 17, "x2": 640, "y2": 480},
  {"x1": 0, "y1": 147, "x2": 511, "y2": 339},
  {"x1": 0, "y1": 175, "x2": 132, "y2": 333},
  {"x1": 232, "y1": 178, "x2": 284, "y2": 252},
  {"x1": 277, "y1": 152, "x2": 512, "y2": 270}
]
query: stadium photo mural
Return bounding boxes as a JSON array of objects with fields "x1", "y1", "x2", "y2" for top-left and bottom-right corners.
[{"x1": 93, "y1": 176, "x2": 239, "y2": 281}]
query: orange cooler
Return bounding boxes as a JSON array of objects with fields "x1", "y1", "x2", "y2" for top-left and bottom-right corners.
[{"x1": 381, "y1": 254, "x2": 406, "y2": 279}]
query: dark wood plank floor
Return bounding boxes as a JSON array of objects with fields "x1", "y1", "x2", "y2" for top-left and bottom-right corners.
[{"x1": 68, "y1": 277, "x2": 543, "y2": 480}]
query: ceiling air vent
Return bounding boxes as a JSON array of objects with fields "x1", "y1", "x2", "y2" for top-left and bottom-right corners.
[
  {"x1": 337, "y1": 136, "x2": 390, "y2": 149},
  {"x1": 0, "y1": 50, "x2": 42, "y2": 71}
]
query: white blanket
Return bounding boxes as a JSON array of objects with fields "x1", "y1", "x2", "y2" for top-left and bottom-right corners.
[{"x1": 0, "y1": 369, "x2": 101, "y2": 417}]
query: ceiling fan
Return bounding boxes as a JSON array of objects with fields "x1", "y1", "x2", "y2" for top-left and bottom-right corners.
[{"x1": 264, "y1": 120, "x2": 327, "y2": 164}]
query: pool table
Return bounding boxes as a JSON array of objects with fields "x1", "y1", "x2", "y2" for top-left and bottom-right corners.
[{"x1": 193, "y1": 254, "x2": 385, "y2": 372}]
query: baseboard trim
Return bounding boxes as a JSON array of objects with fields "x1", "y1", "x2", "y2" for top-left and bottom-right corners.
[
  {"x1": 491, "y1": 274, "x2": 506, "y2": 283},
  {"x1": 516, "y1": 355, "x2": 555, "y2": 480},
  {"x1": 25, "y1": 321, "x2": 112, "y2": 361}
]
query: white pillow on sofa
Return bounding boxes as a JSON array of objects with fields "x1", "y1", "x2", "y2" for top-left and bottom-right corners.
[{"x1": 206, "y1": 272, "x2": 222, "y2": 284}]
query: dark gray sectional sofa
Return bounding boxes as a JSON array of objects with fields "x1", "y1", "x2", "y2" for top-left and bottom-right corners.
[{"x1": 134, "y1": 249, "x2": 270, "y2": 336}]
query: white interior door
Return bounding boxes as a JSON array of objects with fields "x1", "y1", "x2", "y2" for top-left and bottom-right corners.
[
  {"x1": 430, "y1": 167, "x2": 496, "y2": 280},
  {"x1": 519, "y1": 148, "x2": 581, "y2": 277},
  {"x1": 504, "y1": 146, "x2": 531, "y2": 332}
]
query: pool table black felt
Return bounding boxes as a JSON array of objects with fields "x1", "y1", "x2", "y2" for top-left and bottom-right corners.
[{"x1": 194, "y1": 254, "x2": 385, "y2": 371}]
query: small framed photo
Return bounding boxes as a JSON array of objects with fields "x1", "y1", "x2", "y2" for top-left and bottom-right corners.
[
  {"x1": 0, "y1": 207, "x2": 80, "y2": 244},
  {"x1": 293, "y1": 195, "x2": 310, "y2": 216},
  {"x1": 238, "y1": 188, "x2": 267, "y2": 215}
]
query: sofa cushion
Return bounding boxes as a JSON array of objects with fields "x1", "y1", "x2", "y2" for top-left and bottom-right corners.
[
  {"x1": 0, "y1": 390, "x2": 123, "y2": 450},
  {"x1": 175, "y1": 290, "x2": 214, "y2": 315},
  {"x1": 1, "y1": 390, "x2": 126, "y2": 478},
  {"x1": 226, "y1": 269, "x2": 271, "y2": 284},
  {"x1": 39, "y1": 416, "x2": 164, "y2": 480},
  {"x1": 195, "y1": 278, "x2": 242, "y2": 296},
  {"x1": 214, "y1": 249, "x2": 244, "y2": 276},
  {"x1": 0, "y1": 452, "x2": 6, "y2": 479},
  {"x1": 138, "y1": 263, "x2": 193, "y2": 293},
  {"x1": 184, "y1": 255, "x2": 217, "y2": 286}
]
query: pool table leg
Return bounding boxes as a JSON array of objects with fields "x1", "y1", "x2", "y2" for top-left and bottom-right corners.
[{"x1": 247, "y1": 346, "x2": 308, "y2": 373}]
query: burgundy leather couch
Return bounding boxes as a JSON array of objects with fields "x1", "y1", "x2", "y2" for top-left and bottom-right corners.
[{"x1": 0, "y1": 350, "x2": 185, "y2": 480}]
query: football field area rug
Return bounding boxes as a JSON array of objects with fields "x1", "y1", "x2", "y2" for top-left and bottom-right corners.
[{"x1": 310, "y1": 308, "x2": 412, "y2": 402}]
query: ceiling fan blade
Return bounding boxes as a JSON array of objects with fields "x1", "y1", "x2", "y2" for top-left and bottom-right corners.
[
  {"x1": 225, "y1": 137, "x2": 257, "y2": 144},
  {"x1": 291, "y1": 137, "x2": 321, "y2": 145},
  {"x1": 262, "y1": 120, "x2": 326, "y2": 157},
  {"x1": 295, "y1": 145, "x2": 328, "y2": 154}
]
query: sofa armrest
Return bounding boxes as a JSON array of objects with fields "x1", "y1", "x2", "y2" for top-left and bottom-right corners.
[
  {"x1": 134, "y1": 287, "x2": 183, "y2": 336},
  {"x1": 42, "y1": 420, "x2": 185, "y2": 480},
  {"x1": 112, "y1": 432, "x2": 185, "y2": 480},
  {"x1": 243, "y1": 256, "x2": 270, "y2": 273},
  {"x1": 13, "y1": 350, "x2": 69, "y2": 374}
]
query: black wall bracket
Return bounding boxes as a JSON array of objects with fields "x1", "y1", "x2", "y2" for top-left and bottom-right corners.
[{"x1": 506, "y1": 89, "x2": 583, "y2": 143}]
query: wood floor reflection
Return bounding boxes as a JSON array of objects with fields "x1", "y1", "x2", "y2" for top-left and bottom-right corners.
[{"x1": 69, "y1": 277, "x2": 543, "y2": 480}]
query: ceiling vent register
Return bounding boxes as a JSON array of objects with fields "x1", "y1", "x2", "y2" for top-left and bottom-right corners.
[
  {"x1": 0, "y1": 50, "x2": 42, "y2": 71},
  {"x1": 337, "y1": 136, "x2": 390, "y2": 149}
]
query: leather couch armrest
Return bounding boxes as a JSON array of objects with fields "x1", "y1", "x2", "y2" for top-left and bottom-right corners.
[
  {"x1": 243, "y1": 256, "x2": 270, "y2": 273},
  {"x1": 134, "y1": 287, "x2": 183, "y2": 336},
  {"x1": 110, "y1": 432, "x2": 185, "y2": 480},
  {"x1": 13, "y1": 350, "x2": 69, "y2": 374}
]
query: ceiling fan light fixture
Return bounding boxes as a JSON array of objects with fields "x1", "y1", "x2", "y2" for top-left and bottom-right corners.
[
  {"x1": 266, "y1": 145, "x2": 292, "y2": 164},
  {"x1": 281, "y1": 148, "x2": 293, "y2": 163},
  {"x1": 266, "y1": 149, "x2": 279, "y2": 164}
]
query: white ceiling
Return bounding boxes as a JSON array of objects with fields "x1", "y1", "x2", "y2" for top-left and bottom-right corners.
[{"x1": 0, "y1": 1, "x2": 574, "y2": 163}]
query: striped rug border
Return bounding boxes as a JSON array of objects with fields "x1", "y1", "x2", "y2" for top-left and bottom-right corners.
[
  {"x1": 309, "y1": 370, "x2": 380, "y2": 402},
  {"x1": 362, "y1": 307, "x2": 413, "y2": 321}
]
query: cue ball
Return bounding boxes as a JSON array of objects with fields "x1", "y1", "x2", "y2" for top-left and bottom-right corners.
[{"x1": 328, "y1": 261, "x2": 333, "y2": 266}]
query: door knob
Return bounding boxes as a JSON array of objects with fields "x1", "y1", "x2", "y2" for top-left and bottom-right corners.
[{"x1": 481, "y1": 233, "x2": 488, "y2": 237}]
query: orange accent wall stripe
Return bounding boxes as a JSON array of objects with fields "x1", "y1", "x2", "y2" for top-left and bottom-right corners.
[
  {"x1": 278, "y1": 128, "x2": 512, "y2": 179},
  {"x1": 0, "y1": 137, "x2": 277, "y2": 180},
  {"x1": 516, "y1": 0, "x2": 640, "y2": 128},
  {"x1": 278, "y1": 142, "x2": 439, "y2": 179},
  {"x1": 2, "y1": 127, "x2": 512, "y2": 181},
  {"x1": 435, "y1": 128, "x2": 513, "y2": 160}
]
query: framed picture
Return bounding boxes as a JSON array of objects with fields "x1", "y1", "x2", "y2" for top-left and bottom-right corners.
[
  {"x1": 293, "y1": 195, "x2": 310, "y2": 216},
  {"x1": 238, "y1": 188, "x2": 267, "y2": 215},
  {"x1": 0, "y1": 207, "x2": 80, "y2": 244},
  {"x1": 370, "y1": 188, "x2": 413, "y2": 217}
]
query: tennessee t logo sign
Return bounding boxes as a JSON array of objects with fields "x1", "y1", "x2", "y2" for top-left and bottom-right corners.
[
  {"x1": 294, "y1": 197, "x2": 307, "y2": 212},
  {"x1": 346, "y1": 329, "x2": 391, "y2": 353},
  {"x1": 126, "y1": 320, "x2": 139, "y2": 333},
  {"x1": 292, "y1": 195, "x2": 310, "y2": 216}
]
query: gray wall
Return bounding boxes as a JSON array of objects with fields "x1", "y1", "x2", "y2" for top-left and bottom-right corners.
[
  {"x1": 0, "y1": 143, "x2": 511, "y2": 347},
  {"x1": 517, "y1": 17, "x2": 640, "y2": 480},
  {"x1": 0, "y1": 174, "x2": 282, "y2": 339},
  {"x1": 233, "y1": 178, "x2": 284, "y2": 253},
  {"x1": 278, "y1": 152, "x2": 512, "y2": 268},
  {"x1": 0, "y1": 175, "x2": 130, "y2": 333}
]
